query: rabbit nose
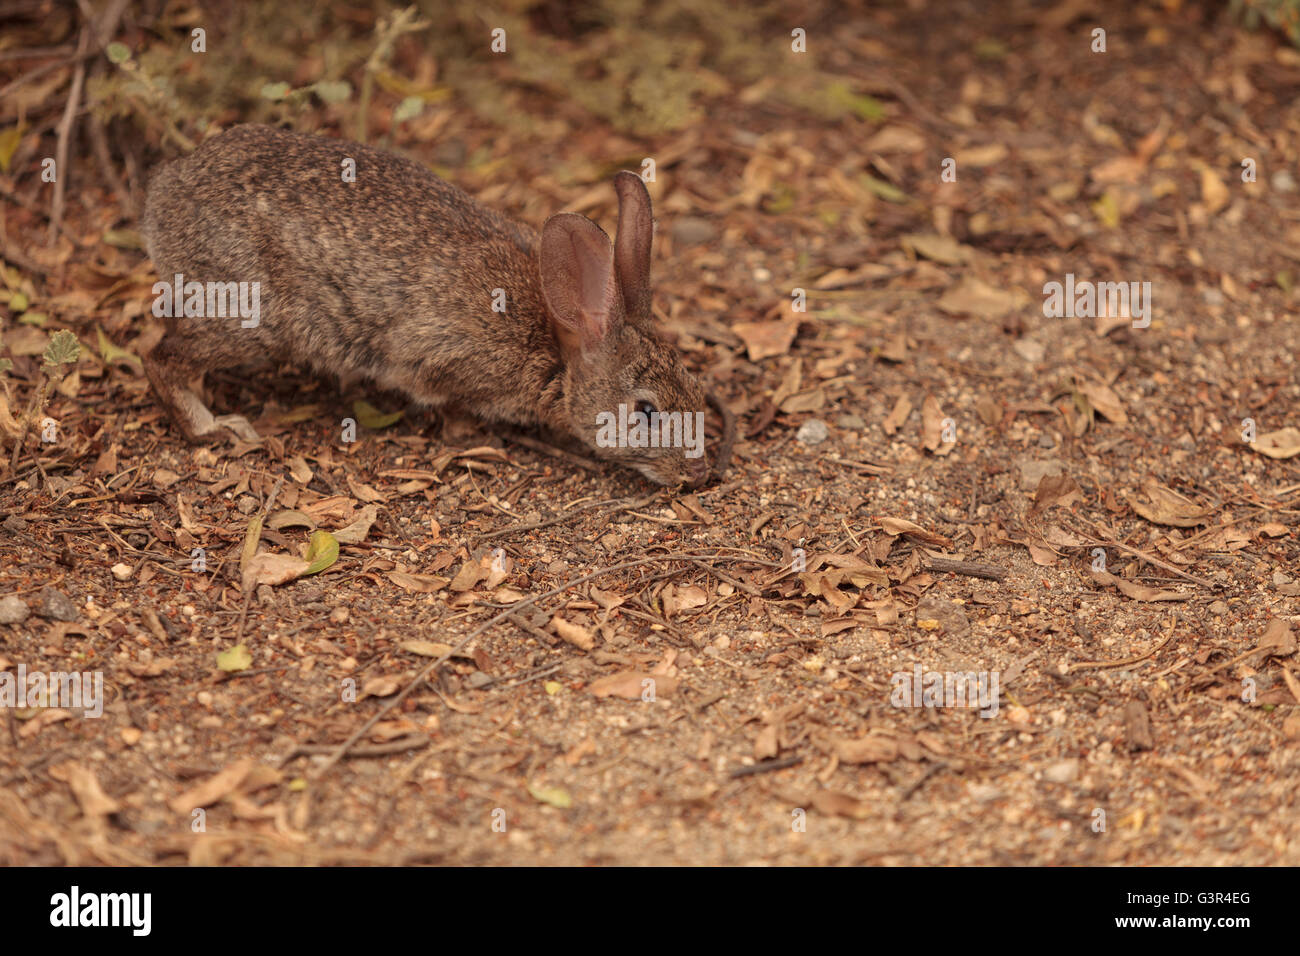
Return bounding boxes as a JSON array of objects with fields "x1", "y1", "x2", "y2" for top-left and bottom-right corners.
[{"x1": 686, "y1": 456, "x2": 709, "y2": 487}]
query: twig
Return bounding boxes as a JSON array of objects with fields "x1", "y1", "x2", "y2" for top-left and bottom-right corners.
[
  {"x1": 1085, "y1": 522, "x2": 1218, "y2": 589},
  {"x1": 729, "y1": 755, "x2": 802, "y2": 778},
  {"x1": 48, "y1": 26, "x2": 90, "y2": 246},
  {"x1": 1068, "y1": 616, "x2": 1177, "y2": 672},
  {"x1": 924, "y1": 557, "x2": 1007, "y2": 581}
]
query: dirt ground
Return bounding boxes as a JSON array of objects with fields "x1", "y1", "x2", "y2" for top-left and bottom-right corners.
[{"x1": 2, "y1": 1, "x2": 1299, "y2": 866}]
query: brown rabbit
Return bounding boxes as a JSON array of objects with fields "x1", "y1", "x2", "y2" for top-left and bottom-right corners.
[{"x1": 141, "y1": 124, "x2": 710, "y2": 486}]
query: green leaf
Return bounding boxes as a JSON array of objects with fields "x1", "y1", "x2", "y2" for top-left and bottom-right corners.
[
  {"x1": 353, "y1": 399, "x2": 403, "y2": 429},
  {"x1": 0, "y1": 124, "x2": 24, "y2": 174},
  {"x1": 0, "y1": 358, "x2": 12, "y2": 375},
  {"x1": 97, "y1": 327, "x2": 141, "y2": 368},
  {"x1": 527, "y1": 782, "x2": 573, "y2": 809},
  {"x1": 825, "y1": 81, "x2": 885, "y2": 121},
  {"x1": 18, "y1": 311, "x2": 47, "y2": 326},
  {"x1": 860, "y1": 173, "x2": 909, "y2": 204},
  {"x1": 43, "y1": 329, "x2": 81, "y2": 368},
  {"x1": 217, "y1": 643, "x2": 253, "y2": 672},
  {"x1": 260, "y1": 81, "x2": 292, "y2": 101},
  {"x1": 393, "y1": 95, "x2": 424, "y2": 123},
  {"x1": 105, "y1": 42, "x2": 131, "y2": 64},
  {"x1": 8, "y1": 291, "x2": 28, "y2": 312},
  {"x1": 303, "y1": 530, "x2": 339, "y2": 575},
  {"x1": 313, "y1": 79, "x2": 352, "y2": 104},
  {"x1": 101, "y1": 228, "x2": 143, "y2": 250}
]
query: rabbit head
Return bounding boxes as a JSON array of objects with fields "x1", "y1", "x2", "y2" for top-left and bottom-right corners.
[{"x1": 540, "y1": 172, "x2": 710, "y2": 488}]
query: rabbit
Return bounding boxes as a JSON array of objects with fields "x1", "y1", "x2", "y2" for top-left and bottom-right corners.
[{"x1": 140, "y1": 124, "x2": 711, "y2": 487}]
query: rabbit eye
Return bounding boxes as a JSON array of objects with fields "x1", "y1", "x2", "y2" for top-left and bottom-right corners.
[{"x1": 634, "y1": 399, "x2": 657, "y2": 417}]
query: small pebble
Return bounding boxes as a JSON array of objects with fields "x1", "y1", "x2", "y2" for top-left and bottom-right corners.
[
  {"x1": 111, "y1": 563, "x2": 133, "y2": 582},
  {"x1": 236, "y1": 496, "x2": 258, "y2": 515},
  {"x1": 35, "y1": 586, "x2": 78, "y2": 622},
  {"x1": 796, "y1": 419, "x2": 829, "y2": 445},
  {"x1": 0, "y1": 595, "x2": 31, "y2": 624},
  {"x1": 1043, "y1": 759, "x2": 1079, "y2": 783},
  {"x1": 2, "y1": 515, "x2": 28, "y2": 533},
  {"x1": 1271, "y1": 170, "x2": 1296, "y2": 193},
  {"x1": 467, "y1": 671, "x2": 492, "y2": 689}
]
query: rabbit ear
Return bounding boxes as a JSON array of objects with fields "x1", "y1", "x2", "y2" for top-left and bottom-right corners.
[
  {"x1": 540, "y1": 213, "x2": 621, "y2": 358},
  {"x1": 613, "y1": 171, "x2": 653, "y2": 322}
]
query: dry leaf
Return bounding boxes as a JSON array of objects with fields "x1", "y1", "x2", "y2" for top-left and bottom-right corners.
[
  {"x1": 1125, "y1": 478, "x2": 1212, "y2": 528},
  {"x1": 734, "y1": 318, "x2": 799, "y2": 361},
  {"x1": 334, "y1": 504, "x2": 380, "y2": 544},
  {"x1": 50, "y1": 763, "x2": 121, "y2": 819},
  {"x1": 169, "y1": 758, "x2": 256, "y2": 814},
  {"x1": 242, "y1": 551, "x2": 309, "y2": 590},
  {"x1": 1250, "y1": 427, "x2": 1300, "y2": 460},
  {"x1": 551, "y1": 615, "x2": 595, "y2": 651},
  {"x1": 388, "y1": 571, "x2": 448, "y2": 593},
  {"x1": 1089, "y1": 570, "x2": 1191, "y2": 602},
  {"x1": 833, "y1": 734, "x2": 899, "y2": 764},
  {"x1": 589, "y1": 671, "x2": 678, "y2": 699},
  {"x1": 936, "y1": 277, "x2": 1027, "y2": 319},
  {"x1": 1257, "y1": 619, "x2": 1297, "y2": 658},
  {"x1": 1031, "y1": 473, "x2": 1082, "y2": 512}
]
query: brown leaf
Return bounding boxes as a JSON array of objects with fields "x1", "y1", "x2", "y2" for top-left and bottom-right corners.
[
  {"x1": 1123, "y1": 700, "x2": 1155, "y2": 751},
  {"x1": 877, "y1": 517, "x2": 953, "y2": 548},
  {"x1": 1125, "y1": 478, "x2": 1212, "y2": 528},
  {"x1": 809, "y1": 789, "x2": 871, "y2": 819},
  {"x1": 242, "y1": 551, "x2": 309, "y2": 591},
  {"x1": 754, "y1": 723, "x2": 780, "y2": 760},
  {"x1": 921, "y1": 394, "x2": 954, "y2": 455},
  {"x1": 551, "y1": 615, "x2": 595, "y2": 651},
  {"x1": 833, "y1": 734, "x2": 899, "y2": 764},
  {"x1": 1076, "y1": 380, "x2": 1128, "y2": 424},
  {"x1": 734, "y1": 318, "x2": 799, "y2": 361},
  {"x1": 1250, "y1": 427, "x2": 1300, "y2": 460},
  {"x1": 387, "y1": 571, "x2": 448, "y2": 593},
  {"x1": 1257, "y1": 619, "x2": 1297, "y2": 658},
  {"x1": 1089, "y1": 570, "x2": 1190, "y2": 602},
  {"x1": 169, "y1": 758, "x2": 256, "y2": 814},
  {"x1": 882, "y1": 393, "x2": 912, "y2": 436},
  {"x1": 50, "y1": 763, "x2": 121, "y2": 819},
  {"x1": 936, "y1": 277, "x2": 1027, "y2": 319},
  {"x1": 1031, "y1": 473, "x2": 1082, "y2": 513},
  {"x1": 589, "y1": 671, "x2": 678, "y2": 699}
]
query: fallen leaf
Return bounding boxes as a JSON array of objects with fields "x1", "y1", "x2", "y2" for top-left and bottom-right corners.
[
  {"x1": 50, "y1": 763, "x2": 121, "y2": 819},
  {"x1": 589, "y1": 671, "x2": 678, "y2": 699},
  {"x1": 169, "y1": 758, "x2": 256, "y2": 814},
  {"x1": 1250, "y1": 427, "x2": 1300, "y2": 460},
  {"x1": 551, "y1": 615, "x2": 595, "y2": 651},
  {"x1": 1125, "y1": 478, "x2": 1212, "y2": 528},
  {"x1": 1089, "y1": 570, "x2": 1191, "y2": 602},
  {"x1": 217, "y1": 644, "x2": 253, "y2": 672},
  {"x1": 733, "y1": 318, "x2": 799, "y2": 361},
  {"x1": 527, "y1": 783, "x2": 573, "y2": 809},
  {"x1": 333, "y1": 504, "x2": 380, "y2": 544},
  {"x1": 388, "y1": 571, "x2": 448, "y2": 593},
  {"x1": 936, "y1": 277, "x2": 1027, "y2": 319}
]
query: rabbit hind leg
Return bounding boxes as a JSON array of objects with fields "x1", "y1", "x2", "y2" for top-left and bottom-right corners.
[{"x1": 143, "y1": 332, "x2": 261, "y2": 443}]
